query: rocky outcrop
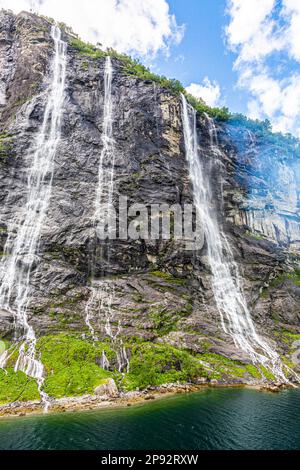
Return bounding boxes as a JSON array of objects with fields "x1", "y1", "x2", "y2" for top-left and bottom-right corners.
[
  {"x1": 0, "y1": 10, "x2": 299, "y2": 378},
  {"x1": 94, "y1": 378, "x2": 119, "y2": 397}
]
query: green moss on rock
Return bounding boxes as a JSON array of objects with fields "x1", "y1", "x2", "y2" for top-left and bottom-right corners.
[
  {"x1": 149, "y1": 305, "x2": 192, "y2": 336},
  {"x1": 198, "y1": 352, "x2": 262, "y2": 380},
  {"x1": 123, "y1": 342, "x2": 207, "y2": 390},
  {"x1": 0, "y1": 369, "x2": 39, "y2": 404},
  {"x1": 0, "y1": 133, "x2": 14, "y2": 160},
  {"x1": 70, "y1": 38, "x2": 106, "y2": 59},
  {"x1": 37, "y1": 334, "x2": 115, "y2": 398},
  {"x1": 149, "y1": 271, "x2": 186, "y2": 285},
  {"x1": 260, "y1": 365, "x2": 276, "y2": 382}
]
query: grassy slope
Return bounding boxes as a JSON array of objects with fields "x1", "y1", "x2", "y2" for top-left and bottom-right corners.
[{"x1": 0, "y1": 334, "x2": 266, "y2": 404}]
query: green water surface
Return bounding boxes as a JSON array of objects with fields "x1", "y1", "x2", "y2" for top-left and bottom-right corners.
[{"x1": 0, "y1": 388, "x2": 299, "y2": 450}]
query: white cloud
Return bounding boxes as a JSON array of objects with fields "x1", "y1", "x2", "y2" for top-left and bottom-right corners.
[
  {"x1": 282, "y1": 0, "x2": 300, "y2": 61},
  {"x1": 245, "y1": 73, "x2": 282, "y2": 117},
  {"x1": 226, "y1": 0, "x2": 275, "y2": 49},
  {"x1": 0, "y1": 0, "x2": 184, "y2": 57},
  {"x1": 186, "y1": 77, "x2": 221, "y2": 107},
  {"x1": 226, "y1": 0, "x2": 300, "y2": 136}
]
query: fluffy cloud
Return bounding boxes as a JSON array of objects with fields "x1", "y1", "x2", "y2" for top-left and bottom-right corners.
[
  {"x1": 282, "y1": 0, "x2": 300, "y2": 61},
  {"x1": 186, "y1": 77, "x2": 221, "y2": 107},
  {"x1": 0, "y1": 0, "x2": 184, "y2": 57},
  {"x1": 226, "y1": 0, "x2": 270, "y2": 44},
  {"x1": 226, "y1": 0, "x2": 300, "y2": 136}
]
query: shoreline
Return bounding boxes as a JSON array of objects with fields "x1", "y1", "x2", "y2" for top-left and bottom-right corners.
[{"x1": 0, "y1": 381, "x2": 293, "y2": 420}]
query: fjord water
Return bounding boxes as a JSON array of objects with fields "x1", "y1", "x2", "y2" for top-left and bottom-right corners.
[
  {"x1": 180, "y1": 95, "x2": 286, "y2": 382},
  {"x1": 0, "y1": 26, "x2": 67, "y2": 397},
  {"x1": 0, "y1": 389, "x2": 299, "y2": 450}
]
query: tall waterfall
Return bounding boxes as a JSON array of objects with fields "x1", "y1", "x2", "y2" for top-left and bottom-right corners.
[
  {"x1": 94, "y1": 55, "x2": 115, "y2": 230},
  {"x1": 181, "y1": 94, "x2": 287, "y2": 382},
  {"x1": 85, "y1": 56, "x2": 115, "y2": 341},
  {"x1": 85, "y1": 56, "x2": 129, "y2": 373},
  {"x1": 0, "y1": 26, "x2": 67, "y2": 402}
]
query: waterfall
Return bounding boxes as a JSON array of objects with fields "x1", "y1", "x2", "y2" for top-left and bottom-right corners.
[
  {"x1": 85, "y1": 56, "x2": 129, "y2": 373},
  {"x1": 100, "y1": 350, "x2": 110, "y2": 370},
  {"x1": 0, "y1": 25, "x2": 67, "y2": 406},
  {"x1": 94, "y1": 55, "x2": 115, "y2": 230},
  {"x1": 181, "y1": 94, "x2": 288, "y2": 382},
  {"x1": 85, "y1": 55, "x2": 115, "y2": 338}
]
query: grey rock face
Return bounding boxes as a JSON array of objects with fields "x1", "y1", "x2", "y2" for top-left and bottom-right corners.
[
  {"x1": 0, "y1": 11, "x2": 299, "y2": 366},
  {"x1": 94, "y1": 378, "x2": 119, "y2": 397},
  {"x1": 219, "y1": 121, "x2": 300, "y2": 250}
]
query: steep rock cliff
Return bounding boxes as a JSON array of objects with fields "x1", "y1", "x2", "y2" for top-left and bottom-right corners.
[{"x1": 0, "y1": 11, "x2": 299, "y2": 398}]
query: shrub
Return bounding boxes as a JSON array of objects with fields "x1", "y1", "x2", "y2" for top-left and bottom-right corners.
[
  {"x1": 198, "y1": 352, "x2": 262, "y2": 379},
  {"x1": 124, "y1": 342, "x2": 206, "y2": 390},
  {"x1": 70, "y1": 38, "x2": 106, "y2": 59},
  {"x1": 37, "y1": 334, "x2": 115, "y2": 398},
  {"x1": 184, "y1": 92, "x2": 230, "y2": 120},
  {"x1": 69, "y1": 37, "x2": 230, "y2": 120},
  {"x1": 0, "y1": 369, "x2": 39, "y2": 404}
]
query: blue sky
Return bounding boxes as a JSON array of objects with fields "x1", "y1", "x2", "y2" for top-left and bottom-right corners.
[
  {"x1": 152, "y1": 0, "x2": 246, "y2": 113},
  {"x1": 152, "y1": 0, "x2": 300, "y2": 133},
  {"x1": 1, "y1": 0, "x2": 300, "y2": 136}
]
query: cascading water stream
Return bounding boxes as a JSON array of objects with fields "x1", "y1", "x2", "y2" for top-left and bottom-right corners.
[
  {"x1": 94, "y1": 56, "x2": 115, "y2": 229},
  {"x1": 181, "y1": 94, "x2": 289, "y2": 382},
  {"x1": 85, "y1": 56, "x2": 129, "y2": 373},
  {"x1": 0, "y1": 25, "x2": 67, "y2": 407}
]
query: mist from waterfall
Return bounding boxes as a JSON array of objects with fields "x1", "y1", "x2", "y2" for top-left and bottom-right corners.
[
  {"x1": 181, "y1": 94, "x2": 288, "y2": 382},
  {"x1": 0, "y1": 25, "x2": 67, "y2": 404},
  {"x1": 85, "y1": 56, "x2": 129, "y2": 373}
]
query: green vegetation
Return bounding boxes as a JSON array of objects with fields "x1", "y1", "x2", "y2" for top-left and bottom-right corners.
[
  {"x1": 68, "y1": 33, "x2": 300, "y2": 134},
  {"x1": 269, "y1": 269, "x2": 300, "y2": 288},
  {"x1": 39, "y1": 14, "x2": 55, "y2": 25},
  {"x1": 0, "y1": 369, "x2": 39, "y2": 404},
  {"x1": 48, "y1": 310, "x2": 81, "y2": 327},
  {"x1": 245, "y1": 364, "x2": 262, "y2": 379},
  {"x1": 281, "y1": 355, "x2": 294, "y2": 370},
  {"x1": 149, "y1": 305, "x2": 192, "y2": 335},
  {"x1": 228, "y1": 113, "x2": 273, "y2": 134},
  {"x1": 69, "y1": 38, "x2": 230, "y2": 120},
  {"x1": 184, "y1": 91, "x2": 230, "y2": 120},
  {"x1": 114, "y1": 54, "x2": 230, "y2": 119},
  {"x1": 61, "y1": 17, "x2": 300, "y2": 135},
  {"x1": 146, "y1": 272, "x2": 189, "y2": 298},
  {"x1": 228, "y1": 112, "x2": 300, "y2": 160},
  {"x1": 0, "y1": 340, "x2": 5, "y2": 355},
  {"x1": 282, "y1": 331, "x2": 300, "y2": 341},
  {"x1": 245, "y1": 230, "x2": 265, "y2": 241},
  {"x1": 149, "y1": 271, "x2": 186, "y2": 285},
  {"x1": 0, "y1": 332, "x2": 291, "y2": 404},
  {"x1": 37, "y1": 334, "x2": 115, "y2": 398},
  {"x1": 70, "y1": 38, "x2": 106, "y2": 59},
  {"x1": 80, "y1": 60, "x2": 89, "y2": 71},
  {"x1": 261, "y1": 269, "x2": 300, "y2": 298},
  {"x1": 198, "y1": 352, "x2": 262, "y2": 380},
  {"x1": 0, "y1": 132, "x2": 13, "y2": 159},
  {"x1": 123, "y1": 342, "x2": 207, "y2": 390},
  {"x1": 260, "y1": 366, "x2": 276, "y2": 382}
]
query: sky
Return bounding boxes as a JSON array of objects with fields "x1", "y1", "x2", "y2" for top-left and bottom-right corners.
[{"x1": 1, "y1": 0, "x2": 300, "y2": 136}]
